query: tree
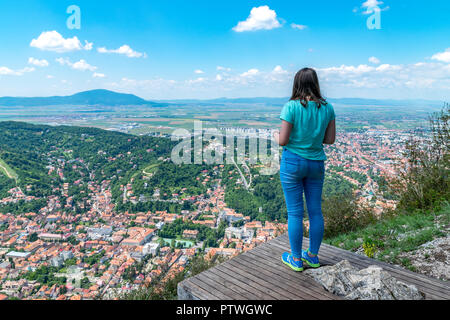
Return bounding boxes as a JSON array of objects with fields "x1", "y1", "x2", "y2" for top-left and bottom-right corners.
[
  {"x1": 28, "y1": 232, "x2": 38, "y2": 242},
  {"x1": 390, "y1": 104, "x2": 449, "y2": 211}
]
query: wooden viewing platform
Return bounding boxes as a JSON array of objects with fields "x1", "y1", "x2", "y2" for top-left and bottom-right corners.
[{"x1": 178, "y1": 233, "x2": 450, "y2": 300}]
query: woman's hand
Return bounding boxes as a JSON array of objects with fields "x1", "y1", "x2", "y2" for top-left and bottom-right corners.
[
  {"x1": 275, "y1": 121, "x2": 293, "y2": 146},
  {"x1": 272, "y1": 130, "x2": 280, "y2": 144}
]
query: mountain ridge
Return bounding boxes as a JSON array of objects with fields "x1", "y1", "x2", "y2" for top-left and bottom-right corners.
[
  {"x1": 0, "y1": 89, "x2": 444, "y2": 108},
  {"x1": 0, "y1": 89, "x2": 166, "y2": 107}
]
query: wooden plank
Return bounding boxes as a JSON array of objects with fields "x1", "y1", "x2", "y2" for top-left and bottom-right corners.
[
  {"x1": 198, "y1": 264, "x2": 276, "y2": 300},
  {"x1": 222, "y1": 259, "x2": 300, "y2": 300},
  {"x1": 244, "y1": 257, "x2": 339, "y2": 300},
  {"x1": 194, "y1": 270, "x2": 251, "y2": 300},
  {"x1": 247, "y1": 245, "x2": 341, "y2": 300},
  {"x1": 271, "y1": 235, "x2": 450, "y2": 299},
  {"x1": 230, "y1": 251, "x2": 319, "y2": 300},
  {"x1": 239, "y1": 250, "x2": 340, "y2": 300},
  {"x1": 178, "y1": 233, "x2": 449, "y2": 300},
  {"x1": 214, "y1": 261, "x2": 293, "y2": 300},
  {"x1": 224, "y1": 252, "x2": 324, "y2": 300},
  {"x1": 179, "y1": 277, "x2": 223, "y2": 300}
]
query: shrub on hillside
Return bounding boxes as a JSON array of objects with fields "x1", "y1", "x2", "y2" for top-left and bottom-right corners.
[
  {"x1": 321, "y1": 191, "x2": 376, "y2": 239},
  {"x1": 390, "y1": 104, "x2": 449, "y2": 211},
  {"x1": 118, "y1": 254, "x2": 224, "y2": 300}
]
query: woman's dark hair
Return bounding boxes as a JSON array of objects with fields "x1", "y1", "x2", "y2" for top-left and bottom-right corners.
[{"x1": 290, "y1": 67, "x2": 327, "y2": 108}]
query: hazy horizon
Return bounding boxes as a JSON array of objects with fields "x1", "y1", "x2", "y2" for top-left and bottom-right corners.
[{"x1": 0, "y1": 88, "x2": 446, "y2": 105}]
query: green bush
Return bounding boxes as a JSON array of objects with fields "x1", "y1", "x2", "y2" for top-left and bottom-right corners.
[
  {"x1": 390, "y1": 104, "x2": 449, "y2": 211},
  {"x1": 321, "y1": 192, "x2": 376, "y2": 239}
]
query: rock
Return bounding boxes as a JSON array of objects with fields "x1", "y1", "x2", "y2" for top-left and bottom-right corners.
[
  {"x1": 304, "y1": 260, "x2": 425, "y2": 300},
  {"x1": 397, "y1": 236, "x2": 450, "y2": 281}
]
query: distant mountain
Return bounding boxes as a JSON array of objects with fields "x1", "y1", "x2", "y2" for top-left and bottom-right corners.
[
  {"x1": 159, "y1": 96, "x2": 444, "y2": 107},
  {"x1": 0, "y1": 90, "x2": 443, "y2": 108},
  {"x1": 0, "y1": 89, "x2": 167, "y2": 107}
]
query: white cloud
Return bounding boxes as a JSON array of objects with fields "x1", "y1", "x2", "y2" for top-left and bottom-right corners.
[
  {"x1": 431, "y1": 48, "x2": 450, "y2": 63},
  {"x1": 72, "y1": 60, "x2": 97, "y2": 71},
  {"x1": 272, "y1": 65, "x2": 288, "y2": 74},
  {"x1": 46, "y1": 75, "x2": 54, "y2": 79},
  {"x1": 194, "y1": 69, "x2": 205, "y2": 74},
  {"x1": 83, "y1": 41, "x2": 94, "y2": 51},
  {"x1": 361, "y1": 0, "x2": 389, "y2": 14},
  {"x1": 241, "y1": 69, "x2": 260, "y2": 77},
  {"x1": 362, "y1": 0, "x2": 384, "y2": 8},
  {"x1": 93, "y1": 72, "x2": 106, "y2": 78},
  {"x1": 291, "y1": 23, "x2": 307, "y2": 30},
  {"x1": 106, "y1": 49, "x2": 450, "y2": 99},
  {"x1": 187, "y1": 77, "x2": 206, "y2": 84},
  {"x1": 55, "y1": 57, "x2": 68, "y2": 66},
  {"x1": 30, "y1": 31, "x2": 92, "y2": 53},
  {"x1": 217, "y1": 66, "x2": 231, "y2": 72},
  {"x1": 56, "y1": 58, "x2": 97, "y2": 72},
  {"x1": 233, "y1": 6, "x2": 282, "y2": 32},
  {"x1": 317, "y1": 57, "x2": 450, "y2": 93},
  {"x1": 368, "y1": 56, "x2": 381, "y2": 64},
  {"x1": 375, "y1": 64, "x2": 401, "y2": 72},
  {"x1": 97, "y1": 45, "x2": 147, "y2": 58},
  {"x1": 28, "y1": 57, "x2": 49, "y2": 67},
  {"x1": 0, "y1": 66, "x2": 35, "y2": 76}
]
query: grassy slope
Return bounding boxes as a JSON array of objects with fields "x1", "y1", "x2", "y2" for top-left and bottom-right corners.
[
  {"x1": 324, "y1": 201, "x2": 450, "y2": 272},
  {"x1": 0, "y1": 158, "x2": 18, "y2": 181}
]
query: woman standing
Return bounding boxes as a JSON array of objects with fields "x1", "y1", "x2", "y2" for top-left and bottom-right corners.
[{"x1": 273, "y1": 68, "x2": 336, "y2": 271}]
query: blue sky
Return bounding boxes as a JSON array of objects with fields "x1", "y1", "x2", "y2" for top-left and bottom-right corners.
[{"x1": 0, "y1": 0, "x2": 449, "y2": 100}]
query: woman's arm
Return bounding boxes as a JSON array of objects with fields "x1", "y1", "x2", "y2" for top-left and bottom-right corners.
[
  {"x1": 273, "y1": 120, "x2": 293, "y2": 146},
  {"x1": 323, "y1": 119, "x2": 336, "y2": 144}
]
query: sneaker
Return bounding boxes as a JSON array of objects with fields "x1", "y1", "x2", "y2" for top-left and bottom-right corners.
[
  {"x1": 301, "y1": 249, "x2": 320, "y2": 268},
  {"x1": 281, "y1": 252, "x2": 304, "y2": 272}
]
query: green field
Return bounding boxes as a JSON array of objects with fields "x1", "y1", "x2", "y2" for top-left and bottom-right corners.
[
  {"x1": 0, "y1": 158, "x2": 18, "y2": 181},
  {"x1": 0, "y1": 100, "x2": 439, "y2": 137}
]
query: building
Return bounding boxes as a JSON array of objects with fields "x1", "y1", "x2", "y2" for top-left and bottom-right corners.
[
  {"x1": 46, "y1": 215, "x2": 59, "y2": 223},
  {"x1": 143, "y1": 242, "x2": 160, "y2": 256},
  {"x1": 225, "y1": 227, "x2": 244, "y2": 240},
  {"x1": 6, "y1": 251, "x2": 31, "y2": 259},
  {"x1": 155, "y1": 221, "x2": 165, "y2": 230},
  {"x1": 244, "y1": 221, "x2": 263, "y2": 233},
  {"x1": 38, "y1": 233, "x2": 67, "y2": 242},
  {"x1": 87, "y1": 227, "x2": 112, "y2": 237},
  {"x1": 60, "y1": 250, "x2": 74, "y2": 261},
  {"x1": 182, "y1": 229, "x2": 199, "y2": 239},
  {"x1": 50, "y1": 256, "x2": 64, "y2": 268},
  {"x1": 121, "y1": 227, "x2": 155, "y2": 246},
  {"x1": 222, "y1": 211, "x2": 244, "y2": 224}
]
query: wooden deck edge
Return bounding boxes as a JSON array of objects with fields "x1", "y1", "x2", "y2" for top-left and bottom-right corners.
[
  {"x1": 177, "y1": 233, "x2": 450, "y2": 300},
  {"x1": 177, "y1": 279, "x2": 202, "y2": 300}
]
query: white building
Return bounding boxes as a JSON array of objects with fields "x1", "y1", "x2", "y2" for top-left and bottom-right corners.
[
  {"x1": 225, "y1": 227, "x2": 244, "y2": 239},
  {"x1": 143, "y1": 242, "x2": 160, "y2": 256}
]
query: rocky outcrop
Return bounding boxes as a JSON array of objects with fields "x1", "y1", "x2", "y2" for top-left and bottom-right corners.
[
  {"x1": 304, "y1": 260, "x2": 425, "y2": 300},
  {"x1": 397, "y1": 236, "x2": 450, "y2": 281}
]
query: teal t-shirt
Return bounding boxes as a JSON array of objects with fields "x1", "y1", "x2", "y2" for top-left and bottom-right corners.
[{"x1": 279, "y1": 100, "x2": 335, "y2": 161}]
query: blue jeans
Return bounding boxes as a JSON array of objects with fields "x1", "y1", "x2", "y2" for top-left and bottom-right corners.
[{"x1": 279, "y1": 147, "x2": 325, "y2": 258}]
